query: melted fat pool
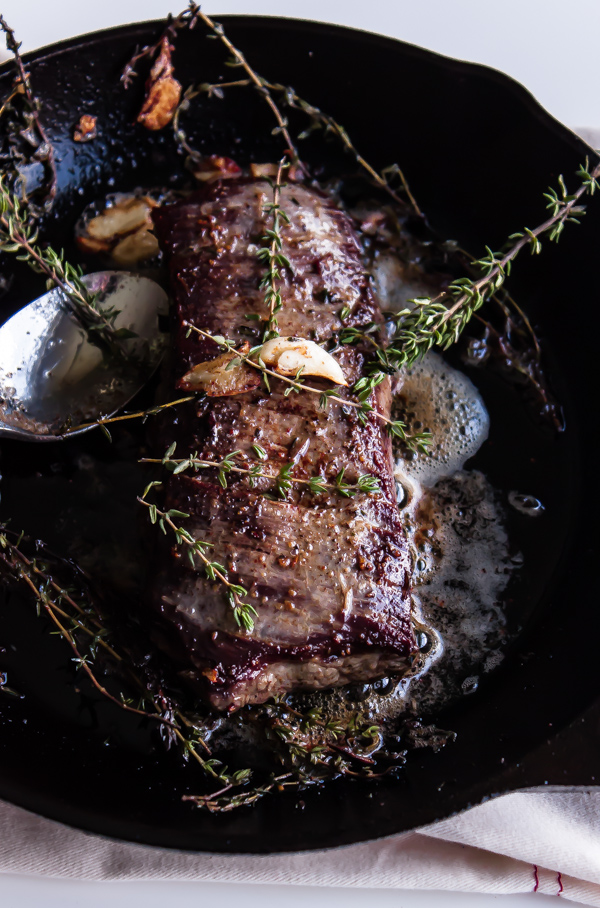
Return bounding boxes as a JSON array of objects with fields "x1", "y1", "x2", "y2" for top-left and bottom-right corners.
[{"x1": 303, "y1": 352, "x2": 515, "y2": 726}]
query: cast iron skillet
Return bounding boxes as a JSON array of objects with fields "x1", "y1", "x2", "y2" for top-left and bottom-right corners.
[{"x1": 0, "y1": 16, "x2": 599, "y2": 853}]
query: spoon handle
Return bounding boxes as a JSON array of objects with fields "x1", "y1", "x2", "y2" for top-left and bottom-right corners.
[{"x1": 0, "y1": 421, "x2": 58, "y2": 442}]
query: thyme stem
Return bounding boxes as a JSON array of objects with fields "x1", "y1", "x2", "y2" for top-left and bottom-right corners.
[
  {"x1": 271, "y1": 82, "x2": 421, "y2": 215},
  {"x1": 0, "y1": 534, "x2": 178, "y2": 727},
  {"x1": 352, "y1": 159, "x2": 600, "y2": 371},
  {"x1": 65, "y1": 395, "x2": 196, "y2": 435},
  {"x1": 195, "y1": 9, "x2": 301, "y2": 166},
  {"x1": 0, "y1": 529, "x2": 266, "y2": 795},
  {"x1": 258, "y1": 156, "x2": 290, "y2": 340},
  {"x1": 194, "y1": 76, "x2": 420, "y2": 216},
  {"x1": 120, "y1": 3, "x2": 200, "y2": 87}
]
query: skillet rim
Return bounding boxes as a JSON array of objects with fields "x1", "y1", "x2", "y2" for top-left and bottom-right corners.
[{"x1": 0, "y1": 13, "x2": 598, "y2": 854}]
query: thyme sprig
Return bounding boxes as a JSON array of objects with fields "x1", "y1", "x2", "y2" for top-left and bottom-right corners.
[
  {"x1": 183, "y1": 322, "x2": 431, "y2": 453},
  {"x1": 138, "y1": 481, "x2": 257, "y2": 632},
  {"x1": 0, "y1": 529, "x2": 169, "y2": 724},
  {"x1": 141, "y1": 442, "x2": 381, "y2": 499},
  {"x1": 1, "y1": 526, "x2": 442, "y2": 812},
  {"x1": 184, "y1": 705, "x2": 395, "y2": 811},
  {"x1": 0, "y1": 527, "x2": 260, "y2": 798},
  {"x1": 342, "y1": 160, "x2": 600, "y2": 372},
  {"x1": 182, "y1": 774, "x2": 295, "y2": 812},
  {"x1": 194, "y1": 7, "x2": 300, "y2": 165},
  {"x1": 256, "y1": 156, "x2": 290, "y2": 341},
  {"x1": 269, "y1": 82, "x2": 422, "y2": 216},
  {"x1": 0, "y1": 15, "x2": 57, "y2": 211},
  {"x1": 193, "y1": 74, "x2": 420, "y2": 215},
  {"x1": 0, "y1": 178, "x2": 132, "y2": 360}
]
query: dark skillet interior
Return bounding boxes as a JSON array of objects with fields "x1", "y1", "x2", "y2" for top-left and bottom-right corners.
[{"x1": 0, "y1": 16, "x2": 599, "y2": 853}]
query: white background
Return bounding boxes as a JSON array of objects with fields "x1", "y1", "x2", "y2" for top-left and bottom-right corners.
[
  {"x1": 0, "y1": 2, "x2": 597, "y2": 907},
  {"x1": 1, "y1": 0, "x2": 600, "y2": 128}
]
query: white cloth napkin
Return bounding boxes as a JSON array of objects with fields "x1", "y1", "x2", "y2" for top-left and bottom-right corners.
[{"x1": 2, "y1": 789, "x2": 600, "y2": 904}]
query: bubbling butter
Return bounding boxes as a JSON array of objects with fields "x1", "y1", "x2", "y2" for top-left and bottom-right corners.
[{"x1": 393, "y1": 352, "x2": 490, "y2": 489}]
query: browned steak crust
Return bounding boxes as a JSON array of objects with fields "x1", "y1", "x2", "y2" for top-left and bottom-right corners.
[{"x1": 150, "y1": 177, "x2": 415, "y2": 710}]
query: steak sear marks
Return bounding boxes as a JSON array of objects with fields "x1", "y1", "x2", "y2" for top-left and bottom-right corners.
[{"x1": 150, "y1": 177, "x2": 415, "y2": 710}]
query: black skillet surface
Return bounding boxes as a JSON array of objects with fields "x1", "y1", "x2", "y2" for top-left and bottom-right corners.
[{"x1": 0, "y1": 16, "x2": 599, "y2": 853}]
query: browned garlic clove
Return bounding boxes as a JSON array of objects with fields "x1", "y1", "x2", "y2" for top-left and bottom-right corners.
[
  {"x1": 178, "y1": 345, "x2": 261, "y2": 397},
  {"x1": 136, "y1": 36, "x2": 182, "y2": 131},
  {"x1": 260, "y1": 337, "x2": 348, "y2": 386},
  {"x1": 111, "y1": 227, "x2": 160, "y2": 267},
  {"x1": 85, "y1": 195, "x2": 157, "y2": 241}
]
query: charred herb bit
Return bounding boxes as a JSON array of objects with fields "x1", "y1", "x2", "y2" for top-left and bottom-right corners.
[
  {"x1": 141, "y1": 442, "x2": 381, "y2": 500},
  {"x1": 0, "y1": 15, "x2": 57, "y2": 212},
  {"x1": 182, "y1": 322, "x2": 432, "y2": 454},
  {"x1": 0, "y1": 177, "x2": 134, "y2": 362},
  {"x1": 138, "y1": 481, "x2": 257, "y2": 632},
  {"x1": 0, "y1": 671, "x2": 20, "y2": 698}
]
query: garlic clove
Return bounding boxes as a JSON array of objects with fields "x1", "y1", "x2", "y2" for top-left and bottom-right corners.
[
  {"x1": 136, "y1": 37, "x2": 182, "y2": 132},
  {"x1": 178, "y1": 348, "x2": 261, "y2": 397},
  {"x1": 86, "y1": 196, "x2": 156, "y2": 241},
  {"x1": 261, "y1": 336, "x2": 347, "y2": 386},
  {"x1": 111, "y1": 227, "x2": 160, "y2": 267}
]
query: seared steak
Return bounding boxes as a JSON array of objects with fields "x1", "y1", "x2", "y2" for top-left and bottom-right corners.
[{"x1": 150, "y1": 176, "x2": 415, "y2": 710}]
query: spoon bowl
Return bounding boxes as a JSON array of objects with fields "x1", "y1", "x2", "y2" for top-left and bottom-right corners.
[{"x1": 0, "y1": 271, "x2": 168, "y2": 441}]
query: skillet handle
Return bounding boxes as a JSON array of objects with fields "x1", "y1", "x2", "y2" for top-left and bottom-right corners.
[{"x1": 498, "y1": 699, "x2": 600, "y2": 790}]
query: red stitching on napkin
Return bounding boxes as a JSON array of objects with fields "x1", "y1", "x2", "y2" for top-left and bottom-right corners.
[
  {"x1": 557, "y1": 872, "x2": 564, "y2": 896},
  {"x1": 533, "y1": 865, "x2": 540, "y2": 892}
]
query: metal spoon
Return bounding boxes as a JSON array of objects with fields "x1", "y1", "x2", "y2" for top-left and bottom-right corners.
[{"x1": 0, "y1": 271, "x2": 169, "y2": 441}]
